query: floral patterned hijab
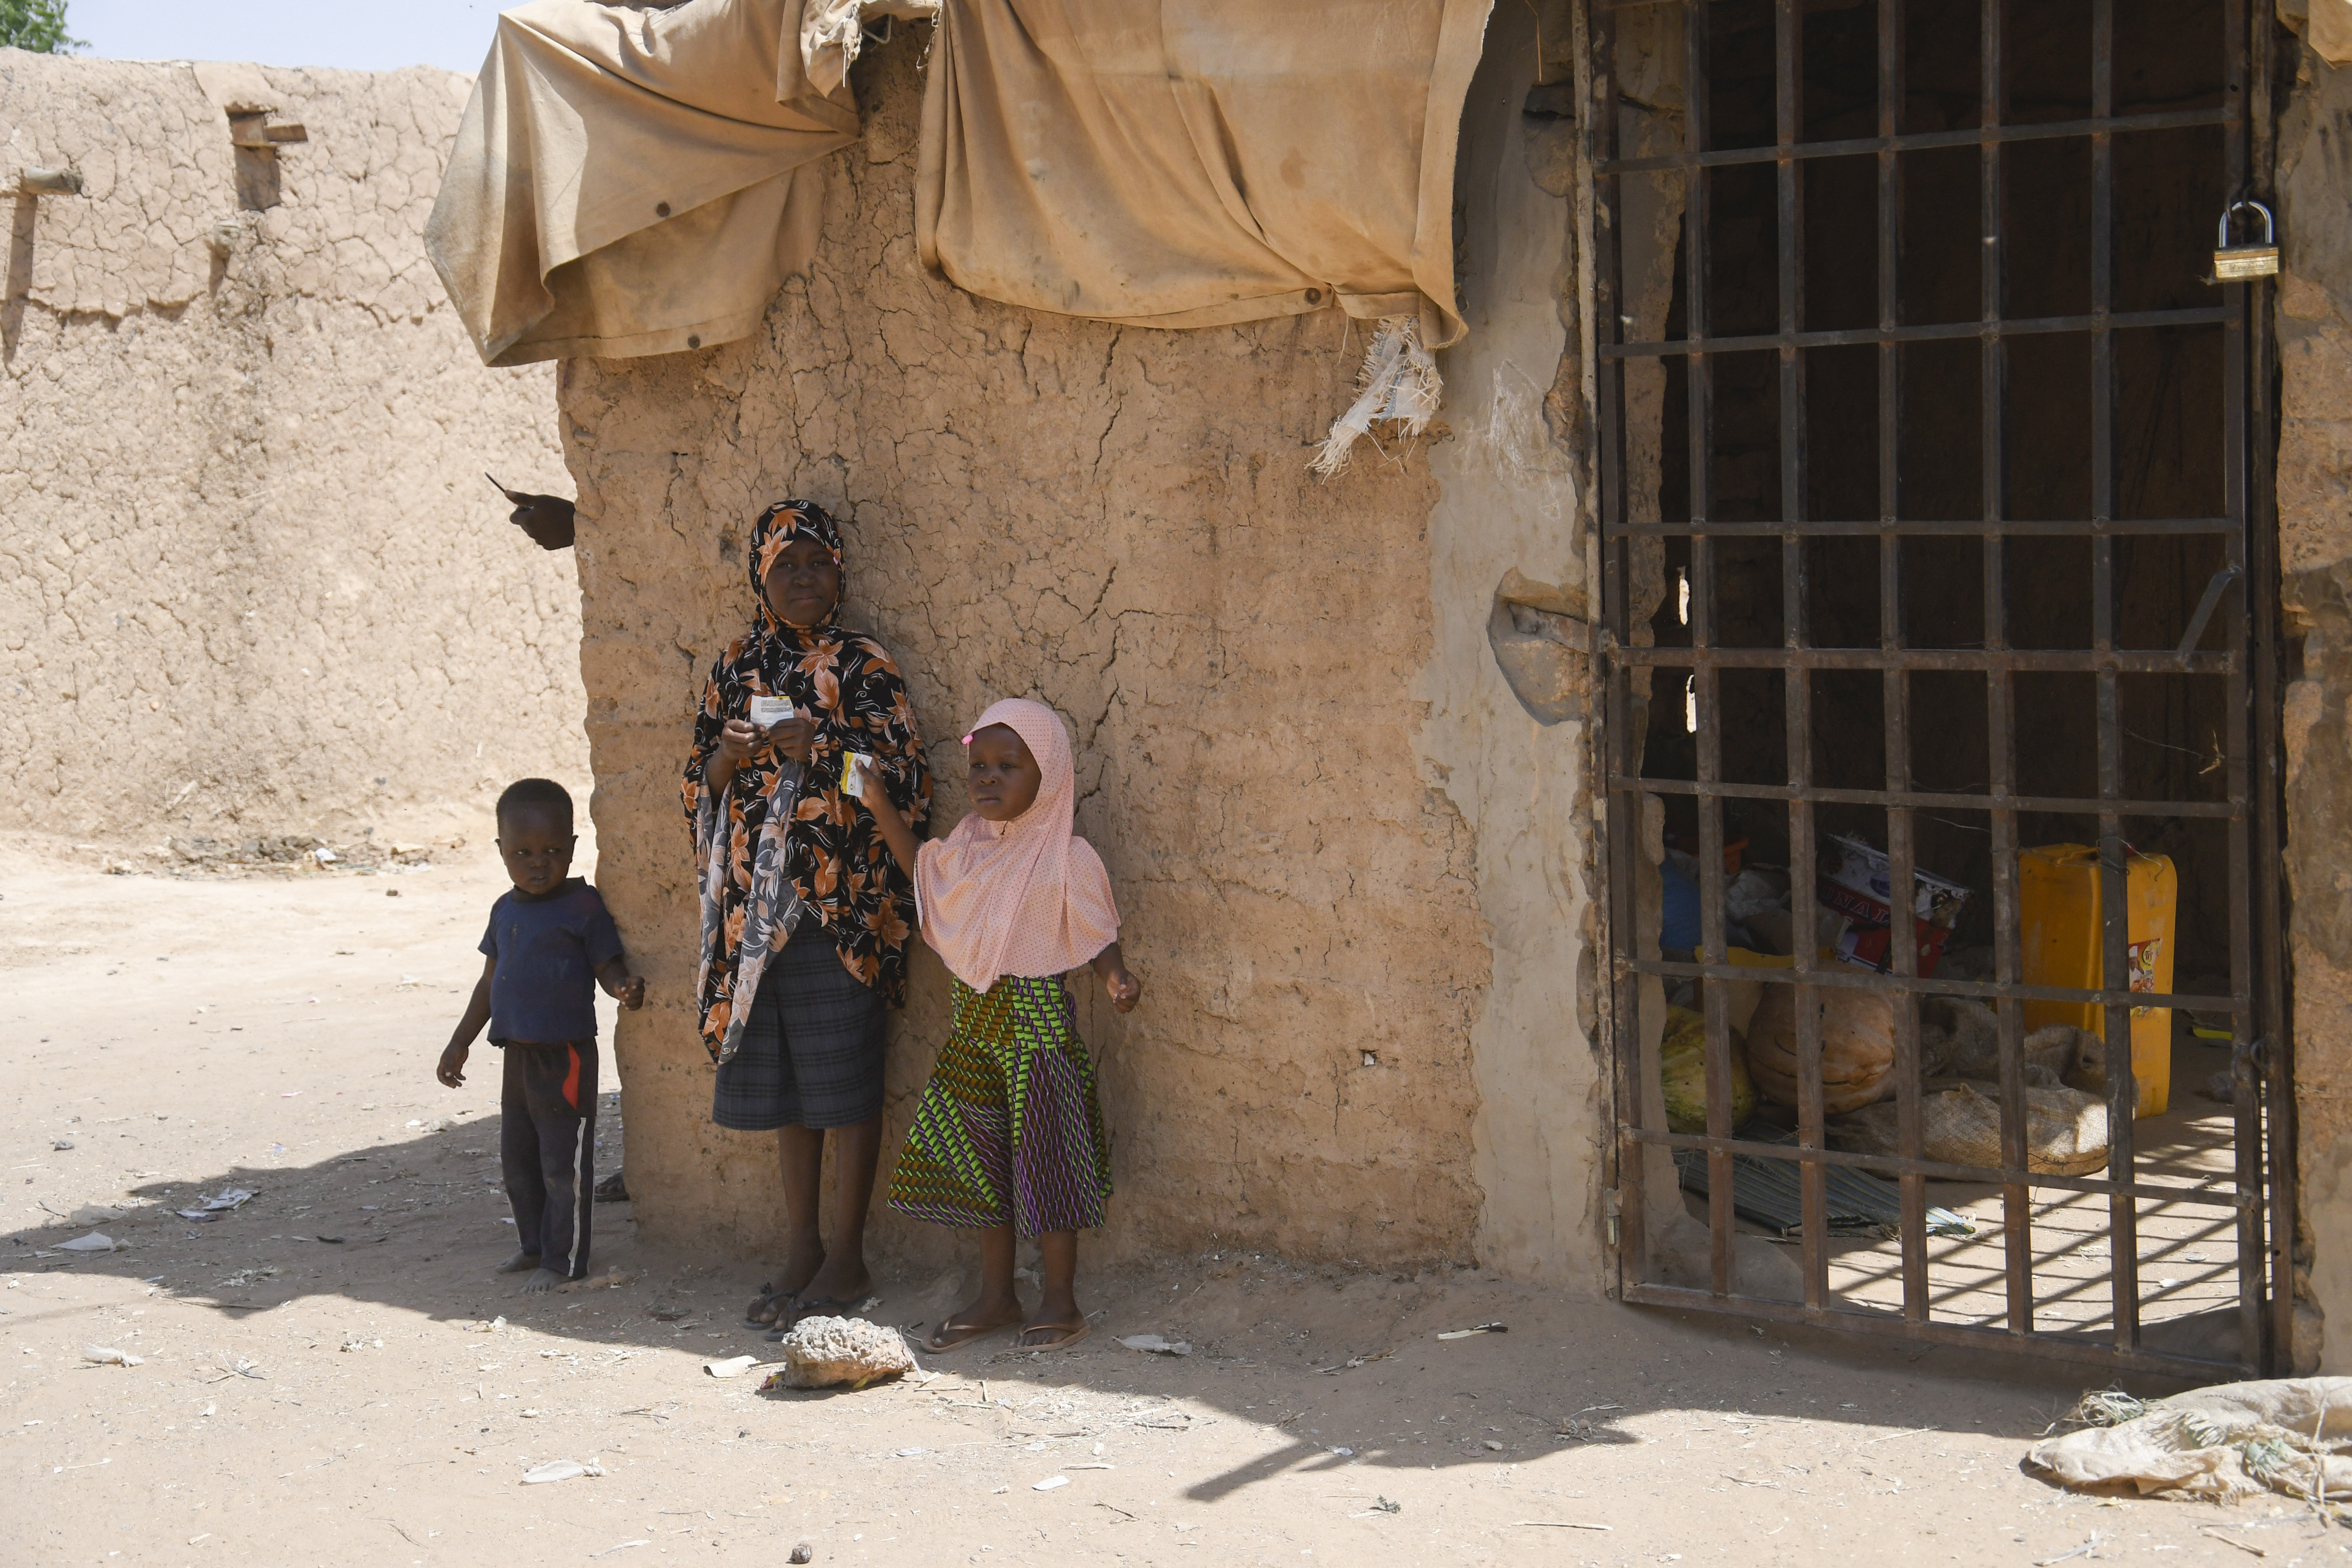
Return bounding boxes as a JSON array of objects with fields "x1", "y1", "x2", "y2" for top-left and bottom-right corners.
[{"x1": 684, "y1": 500, "x2": 931, "y2": 1061}]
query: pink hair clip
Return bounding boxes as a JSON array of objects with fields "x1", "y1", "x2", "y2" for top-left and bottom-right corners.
[{"x1": 960, "y1": 732, "x2": 975, "y2": 744}]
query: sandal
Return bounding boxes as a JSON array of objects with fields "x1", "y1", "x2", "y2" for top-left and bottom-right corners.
[
  {"x1": 924, "y1": 1312, "x2": 1022, "y2": 1353},
  {"x1": 743, "y1": 1283, "x2": 797, "y2": 1329},
  {"x1": 1015, "y1": 1319, "x2": 1090, "y2": 1352}
]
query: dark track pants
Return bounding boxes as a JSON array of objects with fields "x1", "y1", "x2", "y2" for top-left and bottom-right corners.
[{"x1": 499, "y1": 1040, "x2": 597, "y2": 1278}]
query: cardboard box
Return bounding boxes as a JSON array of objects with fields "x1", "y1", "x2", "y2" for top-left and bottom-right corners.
[{"x1": 1817, "y1": 834, "x2": 1971, "y2": 977}]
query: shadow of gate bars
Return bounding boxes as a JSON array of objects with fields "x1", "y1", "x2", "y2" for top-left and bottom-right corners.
[{"x1": 1586, "y1": 0, "x2": 2294, "y2": 1375}]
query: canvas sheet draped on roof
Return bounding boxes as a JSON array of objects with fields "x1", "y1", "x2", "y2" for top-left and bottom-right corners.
[
  {"x1": 429, "y1": 0, "x2": 1494, "y2": 372},
  {"x1": 425, "y1": 0, "x2": 861, "y2": 367},
  {"x1": 915, "y1": 0, "x2": 1489, "y2": 352}
]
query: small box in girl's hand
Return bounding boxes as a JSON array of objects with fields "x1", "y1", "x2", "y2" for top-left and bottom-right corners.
[
  {"x1": 748, "y1": 694, "x2": 795, "y2": 728},
  {"x1": 841, "y1": 752, "x2": 873, "y2": 794}
]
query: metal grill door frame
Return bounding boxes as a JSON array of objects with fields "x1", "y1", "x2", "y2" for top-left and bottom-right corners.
[{"x1": 1586, "y1": 0, "x2": 2291, "y2": 1376}]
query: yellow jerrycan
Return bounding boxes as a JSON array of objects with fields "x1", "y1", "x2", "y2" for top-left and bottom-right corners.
[{"x1": 2019, "y1": 844, "x2": 2176, "y2": 1116}]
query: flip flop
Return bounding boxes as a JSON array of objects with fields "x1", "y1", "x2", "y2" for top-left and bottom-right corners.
[
  {"x1": 1015, "y1": 1319, "x2": 1090, "y2": 1352},
  {"x1": 743, "y1": 1283, "x2": 797, "y2": 1329},
  {"x1": 924, "y1": 1314, "x2": 1021, "y2": 1354},
  {"x1": 766, "y1": 1296, "x2": 859, "y2": 1340}
]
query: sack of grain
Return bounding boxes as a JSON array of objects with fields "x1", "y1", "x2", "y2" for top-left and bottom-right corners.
[
  {"x1": 1659, "y1": 1005, "x2": 1756, "y2": 1134},
  {"x1": 1741, "y1": 984, "x2": 1896, "y2": 1113},
  {"x1": 1828, "y1": 1079, "x2": 2110, "y2": 1176}
]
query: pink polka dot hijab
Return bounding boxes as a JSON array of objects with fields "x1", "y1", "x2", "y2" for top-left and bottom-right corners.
[{"x1": 915, "y1": 698, "x2": 1121, "y2": 993}]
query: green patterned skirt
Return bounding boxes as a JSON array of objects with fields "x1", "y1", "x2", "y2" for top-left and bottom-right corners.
[{"x1": 886, "y1": 974, "x2": 1112, "y2": 1235}]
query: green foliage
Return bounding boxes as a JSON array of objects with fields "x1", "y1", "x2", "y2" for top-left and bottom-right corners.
[{"x1": 0, "y1": 0, "x2": 80, "y2": 54}]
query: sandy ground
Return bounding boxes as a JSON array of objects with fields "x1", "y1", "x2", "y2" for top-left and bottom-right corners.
[{"x1": 0, "y1": 843, "x2": 2337, "y2": 1567}]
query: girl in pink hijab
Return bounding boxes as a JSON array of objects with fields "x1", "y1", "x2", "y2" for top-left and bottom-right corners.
[{"x1": 851, "y1": 697, "x2": 1141, "y2": 1351}]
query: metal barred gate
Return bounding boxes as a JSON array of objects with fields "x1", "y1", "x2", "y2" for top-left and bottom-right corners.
[{"x1": 1589, "y1": 0, "x2": 2293, "y2": 1373}]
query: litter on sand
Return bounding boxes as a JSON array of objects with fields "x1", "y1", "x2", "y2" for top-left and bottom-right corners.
[
  {"x1": 51, "y1": 1138, "x2": 73, "y2": 1151},
  {"x1": 1033, "y1": 1476, "x2": 1070, "y2": 1491},
  {"x1": 1436, "y1": 1323, "x2": 1508, "y2": 1340},
  {"x1": 788, "y1": 1544, "x2": 813, "y2": 1565},
  {"x1": 2027, "y1": 1376, "x2": 2352, "y2": 1502},
  {"x1": 703, "y1": 1355, "x2": 761, "y2": 1379},
  {"x1": 587, "y1": 1543, "x2": 649, "y2": 1559},
  {"x1": 1117, "y1": 1334, "x2": 1194, "y2": 1356},
  {"x1": 55, "y1": 1233, "x2": 116, "y2": 1253},
  {"x1": 178, "y1": 1188, "x2": 255, "y2": 1222},
  {"x1": 82, "y1": 1345, "x2": 142, "y2": 1366},
  {"x1": 1514, "y1": 1520, "x2": 1613, "y2": 1531},
  {"x1": 520, "y1": 1459, "x2": 606, "y2": 1485}
]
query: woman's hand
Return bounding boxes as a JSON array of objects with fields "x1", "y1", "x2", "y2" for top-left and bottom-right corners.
[
  {"x1": 763, "y1": 715, "x2": 817, "y2": 765},
  {"x1": 707, "y1": 718, "x2": 757, "y2": 795}
]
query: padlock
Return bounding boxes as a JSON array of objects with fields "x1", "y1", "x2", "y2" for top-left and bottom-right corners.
[{"x1": 2214, "y1": 199, "x2": 2279, "y2": 280}]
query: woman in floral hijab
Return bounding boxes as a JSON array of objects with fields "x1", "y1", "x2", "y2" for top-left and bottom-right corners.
[{"x1": 684, "y1": 499, "x2": 931, "y2": 1327}]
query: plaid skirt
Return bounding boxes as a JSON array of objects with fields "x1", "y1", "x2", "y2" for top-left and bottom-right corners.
[
  {"x1": 710, "y1": 934, "x2": 886, "y2": 1131},
  {"x1": 886, "y1": 974, "x2": 1112, "y2": 1236}
]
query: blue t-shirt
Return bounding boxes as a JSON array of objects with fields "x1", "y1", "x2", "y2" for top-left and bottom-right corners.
[{"x1": 477, "y1": 880, "x2": 624, "y2": 1044}]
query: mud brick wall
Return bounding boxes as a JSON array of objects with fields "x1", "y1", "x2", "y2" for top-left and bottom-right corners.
[
  {"x1": 2278, "y1": 39, "x2": 2352, "y2": 1374},
  {"x1": 557, "y1": 38, "x2": 1545, "y2": 1273},
  {"x1": 0, "y1": 52, "x2": 583, "y2": 850}
]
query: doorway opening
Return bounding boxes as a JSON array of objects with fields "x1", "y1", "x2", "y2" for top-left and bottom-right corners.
[{"x1": 1591, "y1": 0, "x2": 2291, "y2": 1372}]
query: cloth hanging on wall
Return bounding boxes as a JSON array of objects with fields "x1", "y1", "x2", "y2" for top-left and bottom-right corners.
[
  {"x1": 427, "y1": 0, "x2": 1493, "y2": 469},
  {"x1": 915, "y1": 0, "x2": 1492, "y2": 468},
  {"x1": 426, "y1": 0, "x2": 862, "y2": 367}
]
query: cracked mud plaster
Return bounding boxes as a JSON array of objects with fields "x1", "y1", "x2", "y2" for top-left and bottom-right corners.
[
  {"x1": 2278, "y1": 43, "x2": 2352, "y2": 1374},
  {"x1": 0, "y1": 55, "x2": 584, "y2": 847},
  {"x1": 558, "y1": 41, "x2": 1489, "y2": 1271}
]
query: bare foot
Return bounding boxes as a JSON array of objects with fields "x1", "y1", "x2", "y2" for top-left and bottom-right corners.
[
  {"x1": 496, "y1": 1249, "x2": 542, "y2": 1275},
  {"x1": 520, "y1": 1267, "x2": 564, "y2": 1295}
]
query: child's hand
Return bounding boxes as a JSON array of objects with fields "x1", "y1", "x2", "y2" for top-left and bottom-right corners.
[
  {"x1": 612, "y1": 972, "x2": 646, "y2": 1011},
  {"x1": 436, "y1": 1042, "x2": 469, "y2": 1088},
  {"x1": 848, "y1": 755, "x2": 887, "y2": 813},
  {"x1": 1102, "y1": 961, "x2": 1142, "y2": 1014}
]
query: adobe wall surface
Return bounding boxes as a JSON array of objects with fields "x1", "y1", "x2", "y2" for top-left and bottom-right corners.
[
  {"x1": 0, "y1": 52, "x2": 583, "y2": 852},
  {"x1": 561, "y1": 39, "x2": 1504, "y2": 1272},
  {"x1": 1420, "y1": 1, "x2": 1608, "y2": 1287},
  {"x1": 2277, "y1": 41, "x2": 2352, "y2": 1373}
]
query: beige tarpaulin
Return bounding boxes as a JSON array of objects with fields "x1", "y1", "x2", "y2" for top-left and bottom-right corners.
[
  {"x1": 429, "y1": 0, "x2": 1494, "y2": 463},
  {"x1": 426, "y1": 0, "x2": 863, "y2": 366},
  {"x1": 916, "y1": 0, "x2": 1492, "y2": 470}
]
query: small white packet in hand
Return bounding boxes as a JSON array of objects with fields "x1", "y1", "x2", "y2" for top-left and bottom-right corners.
[
  {"x1": 747, "y1": 694, "x2": 795, "y2": 728},
  {"x1": 841, "y1": 752, "x2": 873, "y2": 795}
]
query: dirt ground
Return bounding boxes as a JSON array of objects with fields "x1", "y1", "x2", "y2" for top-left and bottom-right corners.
[{"x1": 0, "y1": 841, "x2": 2335, "y2": 1566}]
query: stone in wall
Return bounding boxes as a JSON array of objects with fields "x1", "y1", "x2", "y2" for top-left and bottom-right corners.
[
  {"x1": 0, "y1": 51, "x2": 583, "y2": 848},
  {"x1": 559, "y1": 39, "x2": 1489, "y2": 1271}
]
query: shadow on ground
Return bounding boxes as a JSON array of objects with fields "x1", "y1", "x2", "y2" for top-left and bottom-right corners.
[{"x1": 5, "y1": 1116, "x2": 2206, "y2": 1506}]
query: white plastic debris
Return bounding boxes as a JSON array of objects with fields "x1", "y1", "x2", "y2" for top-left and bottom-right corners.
[
  {"x1": 51, "y1": 1138, "x2": 73, "y2": 1151},
  {"x1": 703, "y1": 1355, "x2": 760, "y2": 1379},
  {"x1": 83, "y1": 1345, "x2": 143, "y2": 1366},
  {"x1": 1117, "y1": 1334, "x2": 1194, "y2": 1356},
  {"x1": 313, "y1": 847, "x2": 337, "y2": 865},
  {"x1": 199, "y1": 1189, "x2": 254, "y2": 1212},
  {"x1": 1032, "y1": 1475, "x2": 1069, "y2": 1491},
  {"x1": 56, "y1": 1233, "x2": 116, "y2": 1253},
  {"x1": 2028, "y1": 1376, "x2": 2352, "y2": 1501},
  {"x1": 1436, "y1": 1322, "x2": 1508, "y2": 1340},
  {"x1": 521, "y1": 1459, "x2": 606, "y2": 1485},
  {"x1": 68, "y1": 1205, "x2": 115, "y2": 1224}
]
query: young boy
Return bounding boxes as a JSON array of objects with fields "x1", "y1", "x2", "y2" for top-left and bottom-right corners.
[{"x1": 436, "y1": 778, "x2": 644, "y2": 1294}]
